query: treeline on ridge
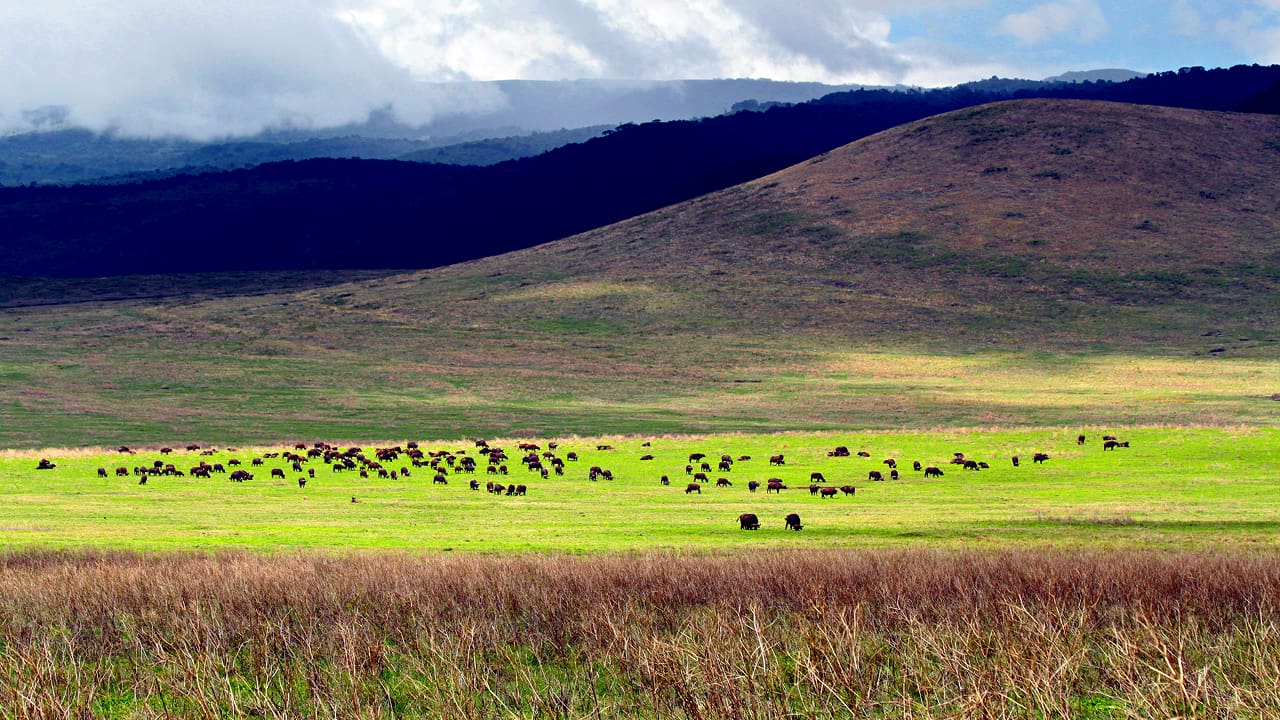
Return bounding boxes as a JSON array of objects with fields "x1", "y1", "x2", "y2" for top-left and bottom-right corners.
[{"x1": 1, "y1": 64, "x2": 1277, "y2": 278}]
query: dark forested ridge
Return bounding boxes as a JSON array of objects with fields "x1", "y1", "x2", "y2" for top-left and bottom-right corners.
[{"x1": 3, "y1": 64, "x2": 1278, "y2": 278}]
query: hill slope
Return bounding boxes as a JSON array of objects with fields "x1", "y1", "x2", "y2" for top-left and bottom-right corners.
[{"x1": 1, "y1": 100, "x2": 1278, "y2": 446}]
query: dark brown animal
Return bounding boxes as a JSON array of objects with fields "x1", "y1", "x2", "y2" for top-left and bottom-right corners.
[
  {"x1": 809, "y1": 484, "x2": 821, "y2": 495},
  {"x1": 748, "y1": 480, "x2": 760, "y2": 492},
  {"x1": 115, "y1": 467, "x2": 129, "y2": 477},
  {"x1": 766, "y1": 479, "x2": 784, "y2": 493},
  {"x1": 769, "y1": 454, "x2": 785, "y2": 466},
  {"x1": 297, "y1": 478, "x2": 306, "y2": 488},
  {"x1": 1103, "y1": 440, "x2": 1129, "y2": 450},
  {"x1": 829, "y1": 446, "x2": 850, "y2": 457},
  {"x1": 868, "y1": 470, "x2": 883, "y2": 481},
  {"x1": 693, "y1": 472, "x2": 709, "y2": 483},
  {"x1": 963, "y1": 460, "x2": 980, "y2": 471},
  {"x1": 659, "y1": 476, "x2": 670, "y2": 486},
  {"x1": 819, "y1": 487, "x2": 839, "y2": 498},
  {"x1": 1033, "y1": 453, "x2": 1050, "y2": 463},
  {"x1": 97, "y1": 467, "x2": 108, "y2": 478},
  {"x1": 738, "y1": 513, "x2": 760, "y2": 530},
  {"x1": 270, "y1": 468, "x2": 286, "y2": 479},
  {"x1": 840, "y1": 485, "x2": 856, "y2": 496},
  {"x1": 685, "y1": 483, "x2": 701, "y2": 494},
  {"x1": 913, "y1": 461, "x2": 922, "y2": 472},
  {"x1": 924, "y1": 466, "x2": 944, "y2": 478},
  {"x1": 470, "y1": 479, "x2": 480, "y2": 490},
  {"x1": 1012, "y1": 456, "x2": 1020, "y2": 467},
  {"x1": 857, "y1": 451, "x2": 870, "y2": 458},
  {"x1": 1077, "y1": 434, "x2": 1086, "y2": 445},
  {"x1": 883, "y1": 459, "x2": 897, "y2": 469},
  {"x1": 716, "y1": 478, "x2": 732, "y2": 487},
  {"x1": 889, "y1": 469, "x2": 899, "y2": 480},
  {"x1": 810, "y1": 472, "x2": 825, "y2": 482},
  {"x1": 433, "y1": 474, "x2": 448, "y2": 484},
  {"x1": 784, "y1": 513, "x2": 803, "y2": 531}
]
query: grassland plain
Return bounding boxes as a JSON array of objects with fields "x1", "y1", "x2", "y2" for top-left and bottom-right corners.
[{"x1": 2, "y1": 428, "x2": 1278, "y2": 552}]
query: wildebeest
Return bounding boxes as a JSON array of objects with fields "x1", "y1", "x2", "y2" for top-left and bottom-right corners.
[
  {"x1": 1033, "y1": 452, "x2": 1050, "y2": 463},
  {"x1": 766, "y1": 479, "x2": 784, "y2": 493},
  {"x1": 738, "y1": 513, "x2": 760, "y2": 530},
  {"x1": 820, "y1": 487, "x2": 839, "y2": 498},
  {"x1": 784, "y1": 513, "x2": 803, "y2": 531},
  {"x1": 769, "y1": 454, "x2": 785, "y2": 466},
  {"x1": 868, "y1": 470, "x2": 883, "y2": 481},
  {"x1": 810, "y1": 472, "x2": 825, "y2": 483},
  {"x1": 924, "y1": 466, "x2": 944, "y2": 478},
  {"x1": 840, "y1": 485, "x2": 856, "y2": 496},
  {"x1": 716, "y1": 478, "x2": 732, "y2": 487},
  {"x1": 685, "y1": 483, "x2": 701, "y2": 494},
  {"x1": 748, "y1": 480, "x2": 760, "y2": 492}
]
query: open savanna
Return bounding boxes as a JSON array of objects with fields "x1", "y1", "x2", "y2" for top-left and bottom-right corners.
[{"x1": 2, "y1": 428, "x2": 1278, "y2": 552}]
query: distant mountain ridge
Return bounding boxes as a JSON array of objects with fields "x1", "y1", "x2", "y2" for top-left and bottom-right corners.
[{"x1": 1, "y1": 64, "x2": 1278, "y2": 278}]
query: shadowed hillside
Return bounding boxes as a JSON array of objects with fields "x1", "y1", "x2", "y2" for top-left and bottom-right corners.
[{"x1": 2, "y1": 100, "x2": 1278, "y2": 446}]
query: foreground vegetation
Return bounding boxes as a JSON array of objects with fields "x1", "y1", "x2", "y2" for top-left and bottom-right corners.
[{"x1": 0, "y1": 549, "x2": 1276, "y2": 718}]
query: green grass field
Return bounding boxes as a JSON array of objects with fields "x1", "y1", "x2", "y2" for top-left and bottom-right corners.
[{"x1": 3, "y1": 427, "x2": 1277, "y2": 552}]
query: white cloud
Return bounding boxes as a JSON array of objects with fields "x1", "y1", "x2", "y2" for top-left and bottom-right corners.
[
  {"x1": 1169, "y1": 0, "x2": 1203, "y2": 37},
  {"x1": 1213, "y1": 5, "x2": 1280, "y2": 64},
  {"x1": 999, "y1": 0, "x2": 1108, "y2": 45}
]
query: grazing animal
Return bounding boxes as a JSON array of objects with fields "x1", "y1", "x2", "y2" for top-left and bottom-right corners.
[
  {"x1": 433, "y1": 474, "x2": 448, "y2": 484},
  {"x1": 868, "y1": 470, "x2": 883, "y2": 481},
  {"x1": 685, "y1": 465, "x2": 694, "y2": 475},
  {"x1": 659, "y1": 476, "x2": 670, "y2": 486},
  {"x1": 470, "y1": 479, "x2": 480, "y2": 491},
  {"x1": 115, "y1": 467, "x2": 130, "y2": 477},
  {"x1": 738, "y1": 513, "x2": 760, "y2": 530},
  {"x1": 1077, "y1": 434, "x2": 1086, "y2": 445},
  {"x1": 829, "y1": 446, "x2": 850, "y2": 457},
  {"x1": 693, "y1": 472, "x2": 709, "y2": 483},
  {"x1": 784, "y1": 513, "x2": 803, "y2": 531},
  {"x1": 769, "y1": 454, "x2": 785, "y2": 466},
  {"x1": 810, "y1": 472, "x2": 826, "y2": 483},
  {"x1": 820, "y1": 487, "x2": 839, "y2": 498},
  {"x1": 1012, "y1": 456, "x2": 1020, "y2": 467},
  {"x1": 700, "y1": 462, "x2": 712, "y2": 473},
  {"x1": 809, "y1": 484, "x2": 821, "y2": 495},
  {"x1": 514, "y1": 485, "x2": 527, "y2": 496},
  {"x1": 924, "y1": 466, "x2": 944, "y2": 478},
  {"x1": 138, "y1": 476, "x2": 147, "y2": 485},
  {"x1": 913, "y1": 461, "x2": 922, "y2": 472},
  {"x1": 840, "y1": 485, "x2": 856, "y2": 496},
  {"x1": 716, "y1": 478, "x2": 732, "y2": 487},
  {"x1": 230, "y1": 470, "x2": 252, "y2": 482},
  {"x1": 36, "y1": 459, "x2": 56, "y2": 470},
  {"x1": 766, "y1": 479, "x2": 784, "y2": 494},
  {"x1": 748, "y1": 480, "x2": 760, "y2": 492},
  {"x1": 718, "y1": 460, "x2": 733, "y2": 472},
  {"x1": 883, "y1": 459, "x2": 897, "y2": 469},
  {"x1": 640, "y1": 454, "x2": 655, "y2": 461},
  {"x1": 270, "y1": 468, "x2": 286, "y2": 479},
  {"x1": 1103, "y1": 440, "x2": 1129, "y2": 450},
  {"x1": 889, "y1": 469, "x2": 899, "y2": 480},
  {"x1": 963, "y1": 460, "x2": 980, "y2": 471},
  {"x1": 1102, "y1": 435, "x2": 1117, "y2": 442},
  {"x1": 689, "y1": 453, "x2": 706, "y2": 462},
  {"x1": 297, "y1": 478, "x2": 306, "y2": 488},
  {"x1": 685, "y1": 483, "x2": 702, "y2": 494},
  {"x1": 1033, "y1": 453, "x2": 1050, "y2": 463},
  {"x1": 97, "y1": 468, "x2": 108, "y2": 478},
  {"x1": 857, "y1": 451, "x2": 871, "y2": 458}
]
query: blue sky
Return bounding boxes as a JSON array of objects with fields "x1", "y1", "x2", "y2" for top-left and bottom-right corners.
[{"x1": 1, "y1": 1, "x2": 1276, "y2": 137}]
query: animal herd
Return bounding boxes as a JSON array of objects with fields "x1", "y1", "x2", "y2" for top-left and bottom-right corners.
[{"x1": 31, "y1": 432, "x2": 1133, "y2": 535}]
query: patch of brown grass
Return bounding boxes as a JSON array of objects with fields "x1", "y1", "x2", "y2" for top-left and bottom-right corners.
[{"x1": 0, "y1": 549, "x2": 1276, "y2": 717}]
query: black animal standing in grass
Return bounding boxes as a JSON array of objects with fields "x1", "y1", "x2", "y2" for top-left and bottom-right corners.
[
  {"x1": 738, "y1": 513, "x2": 760, "y2": 530},
  {"x1": 784, "y1": 513, "x2": 803, "y2": 531}
]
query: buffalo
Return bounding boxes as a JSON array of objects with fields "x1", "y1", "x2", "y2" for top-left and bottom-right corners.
[
  {"x1": 270, "y1": 468, "x2": 286, "y2": 479},
  {"x1": 912, "y1": 461, "x2": 922, "y2": 472},
  {"x1": 784, "y1": 513, "x2": 803, "y2": 531},
  {"x1": 810, "y1": 472, "x2": 826, "y2": 483},
  {"x1": 297, "y1": 478, "x2": 307, "y2": 488},
  {"x1": 1077, "y1": 434, "x2": 1086, "y2": 445},
  {"x1": 470, "y1": 479, "x2": 480, "y2": 491},
  {"x1": 748, "y1": 480, "x2": 760, "y2": 492},
  {"x1": 767, "y1": 479, "x2": 784, "y2": 493},
  {"x1": 963, "y1": 460, "x2": 980, "y2": 471},
  {"x1": 97, "y1": 468, "x2": 108, "y2": 478},
  {"x1": 685, "y1": 483, "x2": 702, "y2": 494},
  {"x1": 738, "y1": 513, "x2": 760, "y2": 530},
  {"x1": 924, "y1": 466, "x2": 944, "y2": 478},
  {"x1": 1033, "y1": 452, "x2": 1050, "y2": 463},
  {"x1": 1012, "y1": 455, "x2": 1020, "y2": 467},
  {"x1": 660, "y1": 476, "x2": 670, "y2": 486},
  {"x1": 769, "y1": 454, "x2": 785, "y2": 466},
  {"x1": 819, "y1": 487, "x2": 839, "y2": 498},
  {"x1": 1103, "y1": 440, "x2": 1129, "y2": 450},
  {"x1": 868, "y1": 470, "x2": 883, "y2": 481},
  {"x1": 433, "y1": 474, "x2": 448, "y2": 484},
  {"x1": 840, "y1": 485, "x2": 856, "y2": 496},
  {"x1": 693, "y1": 472, "x2": 709, "y2": 483},
  {"x1": 809, "y1": 484, "x2": 821, "y2": 495},
  {"x1": 716, "y1": 478, "x2": 732, "y2": 487},
  {"x1": 883, "y1": 459, "x2": 897, "y2": 469}
]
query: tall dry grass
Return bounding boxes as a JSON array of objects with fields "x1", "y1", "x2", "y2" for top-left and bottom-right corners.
[{"x1": 0, "y1": 549, "x2": 1276, "y2": 718}]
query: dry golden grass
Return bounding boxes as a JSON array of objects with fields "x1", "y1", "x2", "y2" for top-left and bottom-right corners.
[{"x1": 0, "y1": 549, "x2": 1277, "y2": 718}]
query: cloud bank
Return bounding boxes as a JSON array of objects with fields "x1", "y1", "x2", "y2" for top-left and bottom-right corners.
[{"x1": 1, "y1": 0, "x2": 1276, "y2": 138}]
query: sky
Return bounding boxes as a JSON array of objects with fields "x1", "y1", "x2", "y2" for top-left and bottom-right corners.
[{"x1": 0, "y1": 0, "x2": 1275, "y2": 138}]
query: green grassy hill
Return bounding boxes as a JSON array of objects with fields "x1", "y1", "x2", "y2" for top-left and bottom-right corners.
[{"x1": 2, "y1": 99, "x2": 1278, "y2": 447}]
